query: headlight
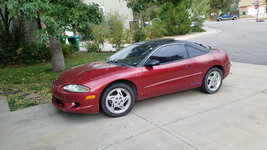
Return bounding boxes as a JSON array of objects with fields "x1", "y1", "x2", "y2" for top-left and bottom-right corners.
[{"x1": 63, "y1": 84, "x2": 90, "y2": 93}]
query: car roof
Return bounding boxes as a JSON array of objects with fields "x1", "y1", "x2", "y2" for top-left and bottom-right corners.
[
  {"x1": 135, "y1": 39, "x2": 175, "y2": 47},
  {"x1": 135, "y1": 39, "x2": 209, "y2": 52}
]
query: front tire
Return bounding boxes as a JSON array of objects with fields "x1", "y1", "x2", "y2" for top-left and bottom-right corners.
[
  {"x1": 100, "y1": 83, "x2": 135, "y2": 117},
  {"x1": 201, "y1": 68, "x2": 223, "y2": 94}
]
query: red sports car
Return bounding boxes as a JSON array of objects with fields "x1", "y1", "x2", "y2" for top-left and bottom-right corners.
[{"x1": 52, "y1": 39, "x2": 231, "y2": 117}]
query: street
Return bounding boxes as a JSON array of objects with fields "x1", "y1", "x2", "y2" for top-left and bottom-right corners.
[{"x1": 189, "y1": 19, "x2": 267, "y2": 65}]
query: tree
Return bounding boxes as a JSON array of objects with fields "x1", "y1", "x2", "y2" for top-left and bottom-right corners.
[
  {"x1": 230, "y1": 0, "x2": 240, "y2": 12},
  {"x1": 126, "y1": 0, "x2": 152, "y2": 15},
  {"x1": 191, "y1": 0, "x2": 210, "y2": 31},
  {"x1": 147, "y1": 0, "x2": 192, "y2": 7},
  {"x1": 158, "y1": 2, "x2": 191, "y2": 35},
  {"x1": 209, "y1": 0, "x2": 232, "y2": 15},
  {"x1": 126, "y1": 0, "x2": 193, "y2": 27},
  {"x1": 0, "y1": 0, "x2": 46, "y2": 55},
  {"x1": 230, "y1": 3, "x2": 238, "y2": 12},
  {"x1": 222, "y1": 0, "x2": 231, "y2": 13},
  {"x1": 0, "y1": 0, "x2": 102, "y2": 71},
  {"x1": 126, "y1": 0, "x2": 155, "y2": 26},
  {"x1": 209, "y1": 0, "x2": 223, "y2": 13}
]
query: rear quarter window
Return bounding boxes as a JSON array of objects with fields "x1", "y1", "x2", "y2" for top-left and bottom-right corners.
[{"x1": 186, "y1": 46, "x2": 207, "y2": 58}]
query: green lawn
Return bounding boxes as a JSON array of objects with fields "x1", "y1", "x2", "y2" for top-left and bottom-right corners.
[{"x1": 0, "y1": 52, "x2": 113, "y2": 111}]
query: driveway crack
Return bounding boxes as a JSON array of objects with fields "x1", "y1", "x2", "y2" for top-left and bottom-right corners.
[{"x1": 132, "y1": 112, "x2": 199, "y2": 150}]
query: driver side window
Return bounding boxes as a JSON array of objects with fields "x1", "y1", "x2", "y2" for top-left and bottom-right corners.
[{"x1": 150, "y1": 44, "x2": 188, "y2": 64}]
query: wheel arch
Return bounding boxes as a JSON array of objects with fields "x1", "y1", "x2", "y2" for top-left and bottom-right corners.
[
  {"x1": 99, "y1": 79, "x2": 138, "y2": 105},
  {"x1": 200, "y1": 65, "x2": 224, "y2": 94},
  {"x1": 99, "y1": 79, "x2": 137, "y2": 117},
  {"x1": 202, "y1": 65, "x2": 224, "y2": 83},
  {"x1": 210, "y1": 65, "x2": 224, "y2": 76}
]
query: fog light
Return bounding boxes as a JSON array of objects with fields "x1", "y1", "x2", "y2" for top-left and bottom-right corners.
[{"x1": 86, "y1": 95, "x2": 96, "y2": 100}]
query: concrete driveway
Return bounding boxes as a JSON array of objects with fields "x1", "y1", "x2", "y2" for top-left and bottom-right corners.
[{"x1": 1, "y1": 62, "x2": 267, "y2": 150}]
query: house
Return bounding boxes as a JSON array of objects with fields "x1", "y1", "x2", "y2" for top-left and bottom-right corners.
[
  {"x1": 239, "y1": 0, "x2": 267, "y2": 16},
  {"x1": 82, "y1": 0, "x2": 133, "y2": 29}
]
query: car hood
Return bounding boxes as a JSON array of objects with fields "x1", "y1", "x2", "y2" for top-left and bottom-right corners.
[{"x1": 56, "y1": 61, "x2": 127, "y2": 85}]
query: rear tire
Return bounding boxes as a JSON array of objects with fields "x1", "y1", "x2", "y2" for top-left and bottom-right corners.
[
  {"x1": 100, "y1": 83, "x2": 135, "y2": 117},
  {"x1": 201, "y1": 68, "x2": 223, "y2": 94}
]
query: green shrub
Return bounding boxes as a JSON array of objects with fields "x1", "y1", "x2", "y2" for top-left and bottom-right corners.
[
  {"x1": 191, "y1": 0, "x2": 209, "y2": 32},
  {"x1": 90, "y1": 24, "x2": 108, "y2": 51},
  {"x1": 105, "y1": 13, "x2": 125, "y2": 51},
  {"x1": 0, "y1": 43, "x2": 50, "y2": 65},
  {"x1": 133, "y1": 27, "x2": 147, "y2": 42},
  {"x1": 145, "y1": 20, "x2": 167, "y2": 40},
  {"x1": 110, "y1": 17, "x2": 124, "y2": 50},
  {"x1": 192, "y1": 27, "x2": 206, "y2": 32},
  {"x1": 0, "y1": 42, "x2": 75, "y2": 65},
  {"x1": 158, "y1": 2, "x2": 191, "y2": 35},
  {"x1": 86, "y1": 42, "x2": 100, "y2": 52},
  {"x1": 61, "y1": 43, "x2": 76, "y2": 56},
  {"x1": 123, "y1": 29, "x2": 133, "y2": 44}
]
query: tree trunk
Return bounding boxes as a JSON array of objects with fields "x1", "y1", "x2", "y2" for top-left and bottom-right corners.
[
  {"x1": 36, "y1": 12, "x2": 42, "y2": 30},
  {"x1": 50, "y1": 38, "x2": 65, "y2": 72}
]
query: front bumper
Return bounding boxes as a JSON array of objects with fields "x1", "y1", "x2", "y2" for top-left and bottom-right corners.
[{"x1": 52, "y1": 82, "x2": 101, "y2": 114}]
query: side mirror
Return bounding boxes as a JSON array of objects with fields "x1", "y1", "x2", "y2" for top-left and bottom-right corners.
[{"x1": 144, "y1": 59, "x2": 160, "y2": 67}]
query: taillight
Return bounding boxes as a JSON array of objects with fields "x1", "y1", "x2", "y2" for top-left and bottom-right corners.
[{"x1": 226, "y1": 54, "x2": 229, "y2": 61}]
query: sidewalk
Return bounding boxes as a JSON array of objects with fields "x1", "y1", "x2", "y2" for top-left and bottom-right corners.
[
  {"x1": 79, "y1": 41, "x2": 119, "y2": 52},
  {"x1": 163, "y1": 27, "x2": 221, "y2": 41},
  {"x1": 79, "y1": 27, "x2": 221, "y2": 52},
  {"x1": 1, "y1": 63, "x2": 267, "y2": 150}
]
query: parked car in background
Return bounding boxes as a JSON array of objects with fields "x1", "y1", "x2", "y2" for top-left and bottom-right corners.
[
  {"x1": 217, "y1": 14, "x2": 239, "y2": 21},
  {"x1": 52, "y1": 39, "x2": 231, "y2": 117}
]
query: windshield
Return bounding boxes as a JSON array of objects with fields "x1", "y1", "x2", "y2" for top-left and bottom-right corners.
[{"x1": 106, "y1": 44, "x2": 154, "y2": 67}]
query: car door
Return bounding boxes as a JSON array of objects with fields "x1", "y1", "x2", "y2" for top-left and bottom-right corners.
[
  {"x1": 225, "y1": 14, "x2": 232, "y2": 20},
  {"x1": 222, "y1": 14, "x2": 227, "y2": 20},
  {"x1": 141, "y1": 44, "x2": 192, "y2": 98}
]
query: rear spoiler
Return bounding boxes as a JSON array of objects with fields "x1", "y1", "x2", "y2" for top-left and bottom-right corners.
[{"x1": 194, "y1": 42, "x2": 212, "y2": 50}]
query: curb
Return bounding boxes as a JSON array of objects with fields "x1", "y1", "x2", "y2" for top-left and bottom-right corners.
[{"x1": 0, "y1": 96, "x2": 10, "y2": 114}]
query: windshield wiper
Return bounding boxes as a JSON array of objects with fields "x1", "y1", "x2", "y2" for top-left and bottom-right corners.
[
  {"x1": 118, "y1": 62, "x2": 131, "y2": 67},
  {"x1": 106, "y1": 59, "x2": 118, "y2": 64},
  {"x1": 106, "y1": 59, "x2": 131, "y2": 67}
]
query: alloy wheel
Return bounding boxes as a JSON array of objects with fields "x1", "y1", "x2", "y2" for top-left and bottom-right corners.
[
  {"x1": 207, "y1": 71, "x2": 221, "y2": 92},
  {"x1": 105, "y1": 88, "x2": 131, "y2": 114}
]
